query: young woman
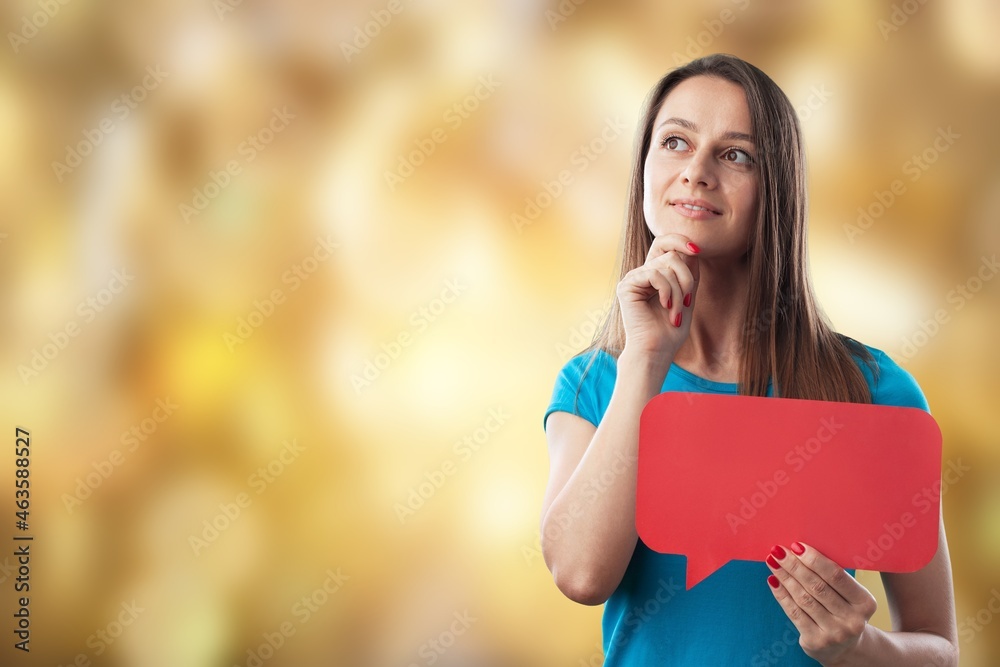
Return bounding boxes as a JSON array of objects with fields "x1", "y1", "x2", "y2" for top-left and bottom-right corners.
[{"x1": 541, "y1": 54, "x2": 958, "y2": 665}]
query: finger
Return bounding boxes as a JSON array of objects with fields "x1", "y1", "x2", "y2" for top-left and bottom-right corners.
[
  {"x1": 645, "y1": 234, "x2": 701, "y2": 263},
  {"x1": 768, "y1": 562, "x2": 847, "y2": 628},
  {"x1": 643, "y1": 258, "x2": 679, "y2": 312},
  {"x1": 643, "y1": 267, "x2": 676, "y2": 310},
  {"x1": 767, "y1": 574, "x2": 820, "y2": 635},
  {"x1": 767, "y1": 551, "x2": 843, "y2": 624},
  {"x1": 618, "y1": 268, "x2": 657, "y2": 304},
  {"x1": 649, "y1": 251, "x2": 695, "y2": 302},
  {"x1": 789, "y1": 542, "x2": 876, "y2": 609},
  {"x1": 623, "y1": 266, "x2": 676, "y2": 312}
]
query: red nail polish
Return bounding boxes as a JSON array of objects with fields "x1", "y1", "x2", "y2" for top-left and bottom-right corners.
[
  {"x1": 683, "y1": 293, "x2": 692, "y2": 307},
  {"x1": 673, "y1": 312, "x2": 682, "y2": 327},
  {"x1": 667, "y1": 295, "x2": 672, "y2": 309},
  {"x1": 790, "y1": 542, "x2": 805, "y2": 555},
  {"x1": 768, "y1": 575, "x2": 779, "y2": 589},
  {"x1": 771, "y1": 545, "x2": 786, "y2": 560},
  {"x1": 766, "y1": 554, "x2": 780, "y2": 569},
  {"x1": 686, "y1": 242, "x2": 700, "y2": 253}
]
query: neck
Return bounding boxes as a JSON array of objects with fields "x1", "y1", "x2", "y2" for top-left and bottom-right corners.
[{"x1": 673, "y1": 255, "x2": 749, "y2": 381}]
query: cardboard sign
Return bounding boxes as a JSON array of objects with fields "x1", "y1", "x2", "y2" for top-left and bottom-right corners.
[{"x1": 636, "y1": 392, "x2": 942, "y2": 589}]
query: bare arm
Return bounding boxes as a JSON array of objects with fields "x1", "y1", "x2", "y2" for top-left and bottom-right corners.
[
  {"x1": 832, "y1": 512, "x2": 958, "y2": 666},
  {"x1": 541, "y1": 350, "x2": 671, "y2": 605},
  {"x1": 766, "y1": 511, "x2": 958, "y2": 666},
  {"x1": 541, "y1": 234, "x2": 701, "y2": 605}
]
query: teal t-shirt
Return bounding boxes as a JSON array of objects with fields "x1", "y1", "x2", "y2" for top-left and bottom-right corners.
[{"x1": 542, "y1": 343, "x2": 930, "y2": 665}]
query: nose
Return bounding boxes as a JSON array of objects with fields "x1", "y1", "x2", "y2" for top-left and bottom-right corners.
[{"x1": 681, "y1": 150, "x2": 717, "y2": 189}]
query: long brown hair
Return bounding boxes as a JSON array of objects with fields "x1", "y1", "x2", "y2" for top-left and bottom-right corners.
[{"x1": 574, "y1": 53, "x2": 876, "y2": 402}]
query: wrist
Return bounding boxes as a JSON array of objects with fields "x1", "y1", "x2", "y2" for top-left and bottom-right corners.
[
  {"x1": 822, "y1": 623, "x2": 878, "y2": 667},
  {"x1": 618, "y1": 346, "x2": 674, "y2": 379}
]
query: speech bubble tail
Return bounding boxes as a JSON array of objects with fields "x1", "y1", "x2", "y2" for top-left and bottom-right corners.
[{"x1": 685, "y1": 557, "x2": 723, "y2": 590}]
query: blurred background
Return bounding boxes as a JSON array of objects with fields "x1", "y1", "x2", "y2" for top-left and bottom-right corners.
[{"x1": 0, "y1": 0, "x2": 998, "y2": 665}]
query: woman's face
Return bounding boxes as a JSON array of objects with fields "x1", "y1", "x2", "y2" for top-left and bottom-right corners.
[{"x1": 643, "y1": 75, "x2": 759, "y2": 260}]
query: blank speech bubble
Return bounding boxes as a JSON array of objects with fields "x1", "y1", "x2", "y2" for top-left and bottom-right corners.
[{"x1": 636, "y1": 392, "x2": 942, "y2": 589}]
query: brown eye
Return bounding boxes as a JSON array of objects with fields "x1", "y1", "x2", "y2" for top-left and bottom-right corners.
[
  {"x1": 723, "y1": 147, "x2": 753, "y2": 165},
  {"x1": 661, "y1": 135, "x2": 689, "y2": 151}
]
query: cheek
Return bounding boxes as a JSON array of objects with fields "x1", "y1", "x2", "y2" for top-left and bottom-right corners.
[
  {"x1": 641, "y1": 162, "x2": 656, "y2": 217},
  {"x1": 734, "y1": 181, "x2": 758, "y2": 215},
  {"x1": 740, "y1": 188, "x2": 759, "y2": 239},
  {"x1": 642, "y1": 158, "x2": 669, "y2": 202}
]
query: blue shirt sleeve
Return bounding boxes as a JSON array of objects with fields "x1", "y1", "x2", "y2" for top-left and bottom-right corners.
[
  {"x1": 870, "y1": 348, "x2": 931, "y2": 413},
  {"x1": 542, "y1": 349, "x2": 616, "y2": 431}
]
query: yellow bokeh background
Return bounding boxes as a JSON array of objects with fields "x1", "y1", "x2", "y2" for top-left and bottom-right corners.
[{"x1": 1, "y1": 0, "x2": 998, "y2": 665}]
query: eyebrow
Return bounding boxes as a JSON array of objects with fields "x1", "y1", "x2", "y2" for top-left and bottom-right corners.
[{"x1": 655, "y1": 117, "x2": 754, "y2": 144}]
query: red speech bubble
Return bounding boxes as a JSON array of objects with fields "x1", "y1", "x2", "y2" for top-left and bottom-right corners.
[{"x1": 636, "y1": 392, "x2": 942, "y2": 589}]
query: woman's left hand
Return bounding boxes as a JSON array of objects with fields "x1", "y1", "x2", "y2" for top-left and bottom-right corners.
[{"x1": 765, "y1": 541, "x2": 879, "y2": 666}]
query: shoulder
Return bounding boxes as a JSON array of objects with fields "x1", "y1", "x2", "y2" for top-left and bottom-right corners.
[
  {"x1": 849, "y1": 341, "x2": 930, "y2": 412},
  {"x1": 543, "y1": 348, "x2": 619, "y2": 430}
]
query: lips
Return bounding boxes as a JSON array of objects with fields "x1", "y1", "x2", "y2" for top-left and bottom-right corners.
[{"x1": 669, "y1": 198, "x2": 722, "y2": 214}]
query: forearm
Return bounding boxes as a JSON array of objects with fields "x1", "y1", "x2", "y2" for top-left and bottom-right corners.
[
  {"x1": 825, "y1": 625, "x2": 958, "y2": 667},
  {"x1": 542, "y1": 348, "x2": 671, "y2": 601}
]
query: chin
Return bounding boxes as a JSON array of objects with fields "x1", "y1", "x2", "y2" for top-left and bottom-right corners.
[{"x1": 648, "y1": 215, "x2": 697, "y2": 237}]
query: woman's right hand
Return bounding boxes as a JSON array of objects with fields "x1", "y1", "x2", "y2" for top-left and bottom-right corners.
[{"x1": 616, "y1": 234, "x2": 700, "y2": 358}]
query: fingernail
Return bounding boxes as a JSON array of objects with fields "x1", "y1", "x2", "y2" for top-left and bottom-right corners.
[
  {"x1": 766, "y1": 554, "x2": 780, "y2": 569},
  {"x1": 686, "y1": 242, "x2": 700, "y2": 253},
  {"x1": 767, "y1": 575, "x2": 779, "y2": 589},
  {"x1": 771, "y1": 545, "x2": 786, "y2": 560},
  {"x1": 790, "y1": 542, "x2": 805, "y2": 555},
  {"x1": 667, "y1": 295, "x2": 672, "y2": 309},
  {"x1": 683, "y1": 293, "x2": 692, "y2": 307},
  {"x1": 673, "y1": 312, "x2": 682, "y2": 327}
]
